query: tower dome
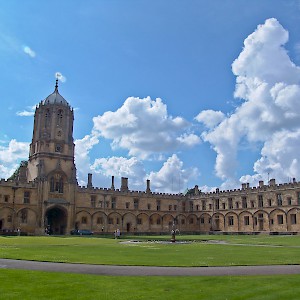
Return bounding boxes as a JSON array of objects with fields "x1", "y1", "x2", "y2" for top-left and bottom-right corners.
[{"x1": 42, "y1": 79, "x2": 69, "y2": 106}]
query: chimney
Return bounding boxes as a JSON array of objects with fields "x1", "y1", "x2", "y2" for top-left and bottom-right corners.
[
  {"x1": 111, "y1": 176, "x2": 115, "y2": 190},
  {"x1": 259, "y1": 180, "x2": 264, "y2": 188},
  {"x1": 241, "y1": 183, "x2": 246, "y2": 189},
  {"x1": 121, "y1": 177, "x2": 128, "y2": 192},
  {"x1": 269, "y1": 178, "x2": 276, "y2": 186},
  {"x1": 146, "y1": 179, "x2": 151, "y2": 193},
  {"x1": 87, "y1": 173, "x2": 93, "y2": 188},
  {"x1": 194, "y1": 185, "x2": 199, "y2": 195}
]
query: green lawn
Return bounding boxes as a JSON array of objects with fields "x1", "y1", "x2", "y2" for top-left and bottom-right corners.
[
  {"x1": 0, "y1": 269, "x2": 299, "y2": 300},
  {"x1": 0, "y1": 235, "x2": 300, "y2": 266}
]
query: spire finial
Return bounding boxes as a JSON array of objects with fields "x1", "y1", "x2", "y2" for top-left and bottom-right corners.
[{"x1": 55, "y1": 78, "x2": 58, "y2": 91}]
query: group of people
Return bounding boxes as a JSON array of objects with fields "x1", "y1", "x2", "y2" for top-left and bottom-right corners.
[{"x1": 114, "y1": 228, "x2": 120, "y2": 239}]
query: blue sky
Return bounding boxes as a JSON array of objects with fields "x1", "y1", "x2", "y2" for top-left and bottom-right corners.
[{"x1": 1, "y1": 0, "x2": 300, "y2": 192}]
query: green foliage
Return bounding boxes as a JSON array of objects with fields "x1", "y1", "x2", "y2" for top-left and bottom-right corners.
[{"x1": 7, "y1": 160, "x2": 28, "y2": 180}]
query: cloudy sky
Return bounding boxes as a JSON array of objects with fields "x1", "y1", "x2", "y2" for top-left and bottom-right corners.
[{"x1": 1, "y1": 1, "x2": 300, "y2": 193}]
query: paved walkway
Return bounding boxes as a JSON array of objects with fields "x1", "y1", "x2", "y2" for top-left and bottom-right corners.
[{"x1": 1, "y1": 259, "x2": 300, "y2": 276}]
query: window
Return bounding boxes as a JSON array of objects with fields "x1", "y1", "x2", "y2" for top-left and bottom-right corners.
[
  {"x1": 258, "y1": 195, "x2": 263, "y2": 208},
  {"x1": 235, "y1": 202, "x2": 239, "y2": 209},
  {"x1": 277, "y1": 215, "x2": 284, "y2": 225},
  {"x1": 50, "y1": 174, "x2": 64, "y2": 193},
  {"x1": 287, "y1": 197, "x2": 292, "y2": 205},
  {"x1": 228, "y1": 216, "x2": 234, "y2": 226},
  {"x1": 108, "y1": 218, "x2": 113, "y2": 225},
  {"x1": 156, "y1": 218, "x2": 161, "y2": 225},
  {"x1": 156, "y1": 200, "x2": 161, "y2": 211},
  {"x1": 116, "y1": 218, "x2": 119, "y2": 225},
  {"x1": 7, "y1": 215, "x2": 12, "y2": 222},
  {"x1": 189, "y1": 201, "x2": 194, "y2": 211},
  {"x1": 215, "y1": 199, "x2": 219, "y2": 210},
  {"x1": 189, "y1": 218, "x2": 194, "y2": 224},
  {"x1": 57, "y1": 109, "x2": 63, "y2": 126},
  {"x1": 126, "y1": 202, "x2": 130, "y2": 209},
  {"x1": 209, "y1": 204, "x2": 212, "y2": 210},
  {"x1": 98, "y1": 201, "x2": 103, "y2": 208},
  {"x1": 174, "y1": 205, "x2": 177, "y2": 211},
  {"x1": 228, "y1": 198, "x2": 233, "y2": 209},
  {"x1": 277, "y1": 194, "x2": 282, "y2": 206},
  {"x1": 97, "y1": 217, "x2": 103, "y2": 224},
  {"x1": 4, "y1": 195, "x2": 9, "y2": 203},
  {"x1": 134, "y1": 199, "x2": 139, "y2": 210},
  {"x1": 268, "y1": 199, "x2": 272, "y2": 207},
  {"x1": 251, "y1": 201, "x2": 255, "y2": 208},
  {"x1": 202, "y1": 201, "x2": 206, "y2": 211},
  {"x1": 44, "y1": 109, "x2": 50, "y2": 128},
  {"x1": 147, "y1": 203, "x2": 151, "y2": 210},
  {"x1": 112, "y1": 197, "x2": 116, "y2": 209},
  {"x1": 222, "y1": 203, "x2": 226, "y2": 209},
  {"x1": 244, "y1": 216, "x2": 250, "y2": 226},
  {"x1": 200, "y1": 218, "x2": 205, "y2": 224},
  {"x1": 169, "y1": 205, "x2": 172, "y2": 211},
  {"x1": 24, "y1": 191, "x2": 30, "y2": 204},
  {"x1": 105, "y1": 201, "x2": 109, "y2": 208},
  {"x1": 242, "y1": 197, "x2": 247, "y2": 208},
  {"x1": 91, "y1": 195, "x2": 96, "y2": 208},
  {"x1": 137, "y1": 218, "x2": 142, "y2": 225},
  {"x1": 291, "y1": 214, "x2": 297, "y2": 225},
  {"x1": 196, "y1": 205, "x2": 199, "y2": 211},
  {"x1": 81, "y1": 216, "x2": 87, "y2": 224},
  {"x1": 21, "y1": 210, "x2": 27, "y2": 223}
]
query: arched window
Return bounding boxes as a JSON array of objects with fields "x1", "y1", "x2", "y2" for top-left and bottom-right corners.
[
  {"x1": 57, "y1": 109, "x2": 63, "y2": 126},
  {"x1": 50, "y1": 174, "x2": 64, "y2": 193},
  {"x1": 45, "y1": 109, "x2": 51, "y2": 128}
]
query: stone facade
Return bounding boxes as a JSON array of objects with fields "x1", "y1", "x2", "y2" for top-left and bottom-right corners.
[{"x1": 0, "y1": 83, "x2": 300, "y2": 235}]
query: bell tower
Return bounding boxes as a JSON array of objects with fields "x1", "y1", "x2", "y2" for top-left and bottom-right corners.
[{"x1": 27, "y1": 80, "x2": 77, "y2": 183}]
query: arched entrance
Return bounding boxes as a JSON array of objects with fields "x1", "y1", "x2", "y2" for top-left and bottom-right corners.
[{"x1": 45, "y1": 206, "x2": 67, "y2": 235}]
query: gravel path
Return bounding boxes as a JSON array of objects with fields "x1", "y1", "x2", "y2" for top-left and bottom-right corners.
[{"x1": 1, "y1": 259, "x2": 300, "y2": 276}]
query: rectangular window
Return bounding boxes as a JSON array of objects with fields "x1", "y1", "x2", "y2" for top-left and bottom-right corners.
[
  {"x1": 7, "y1": 215, "x2": 12, "y2": 222},
  {"x1": 258, "y1": 195, "x2": 263, "y2": 208},
  {"x1": 4, "y1": 195, "x2": 9, "y2": 203},
  {"x1": 196, "y1": 205, "x2": 199, "y2": 211},
  {"x1": 268, "y1": 199, "x2": 272, "y2": 207},
  {"x1": 287, "y1": 197, "x2": 292, "y2": 205},
  {"x1": 97, "y1": 217, "x2": 103, "y2": 224},
  {"x1": 105, "y1": 201, "x2": 109, "y2": 208},
  {"x1": 156, "y1": 218, "x2": 161, "y2": 225},
  {"x1": 116, "y1": 218, "x2": 119, "y2": 224},
  {"x1": 108, "y1": 218, "x2": 113, "y2": 225},
  {"x1": 277, "y1": 194, "x2": 282, "y2": 206},
  {"x1": 202, "y1": 201, "x2": 206, "y2": 211},
  {"x1": 215, "y1": 199, "x2": 220, "y2": 210},
  {"x1": 209, "y1": 204, "x2": 212, "y2": 210},
  {"x1": 189, "y1": 218, "x2": 194, "y2": 224},
  {"x1": 228, "y1": 198, "x2": 233, "y2": 209},
  {"x1": 222, "y1": 203, "x2": 226, "y2": 209},
  {"x1": 147, "y1": 203, "x2": 151, "y2": 210},
  {"x1": 244, "y1": 216, "x2": 250, "y2": 226},
  {"x1": 24, "y1": 191, "x2": 30, "y2": 204},
  {"x1": 228, "y1": 216, "x2": 234, "y2": 226},
  {"x1": 200, "y1": 218, "x2": 205, "y2": 224},
  {"x1": 277, "y1": 215, "x2": 284, "y2": 225},
  {"x1": 126, "y1": 202, "x2": 130, "y2": 209},
  {"x1": 81, "y1": 217, "x2": 87, "y2": 224},
  {"x1": 291, "y1": 214, "x2": 297, "y2": 225},
  {"x1": 189, "y1": 201, "x2": 194, "y2": 211},
  {"x1": 91, "y1": 195, "x2": 96, "y2": 208},
  {"x1": 134, "y1": 198, "x2": 139, "y2": 210},
  {"x1": 111, "y1": 197, "x2": 116, "y2": 209},
  {"x1": 251, "y1": 201, "x2": 255, "y2": 208},
  {"x1": 242, "y1": 197, "x2": 247, "y2": 208},
  {"x1": 137, "y1": 218, "x2": 142, "y2": 225},
  {"x1": 174, "y1": 205, "x2": 177, "y2": 211},
  {"x1": 169, "y1": 205, "x2": 172, "y2": 211},
  {"x1": 156, "y1": 200, "x2": 161, "y2": 211},
  {"x1": 235, "y1": 202, "x2": 239, "y2": 209}
]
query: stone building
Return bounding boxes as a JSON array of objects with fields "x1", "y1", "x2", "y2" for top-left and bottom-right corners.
[{"x1": 0, "y1": 82, "x2": 300, "y2": 235}]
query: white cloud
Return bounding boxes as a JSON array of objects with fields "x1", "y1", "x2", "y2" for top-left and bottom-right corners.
[
  {"x1": 92, "y1": 96, "x2": 200, "y2": 159},
  {"x1": 147, "y1": 154, "x2": 199, "y2": 193},
  {"x1": 195, "y1": 110, "x2": 226, "y2": 129},
  {"x1": 195, "y1": 18, "x2": 300, "y2": 188},
  {"x1": 23, "y1": 46, "x2": 36, "y2": 58},
  {"x1": 55, "y1": 72, "x2": 66, "y2": 83},
  {"x1": 0, "y1": 139, "x2": 29, "y2": 179},
  {"x1": 16, "y1": 105, "x2": 36, "y2": 117}
]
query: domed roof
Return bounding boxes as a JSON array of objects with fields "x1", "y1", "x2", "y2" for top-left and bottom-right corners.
[{"x1": 42, "y1": 80, "x2": 69, "y2": 106}]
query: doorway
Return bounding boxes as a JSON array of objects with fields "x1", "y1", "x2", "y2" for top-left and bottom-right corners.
[
  {"x1": 45, "y1": 207, "x2": 67, "y2": 235},
  {"x1": 126, "y1": 222, "x2": 131, "y2": 232}
]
